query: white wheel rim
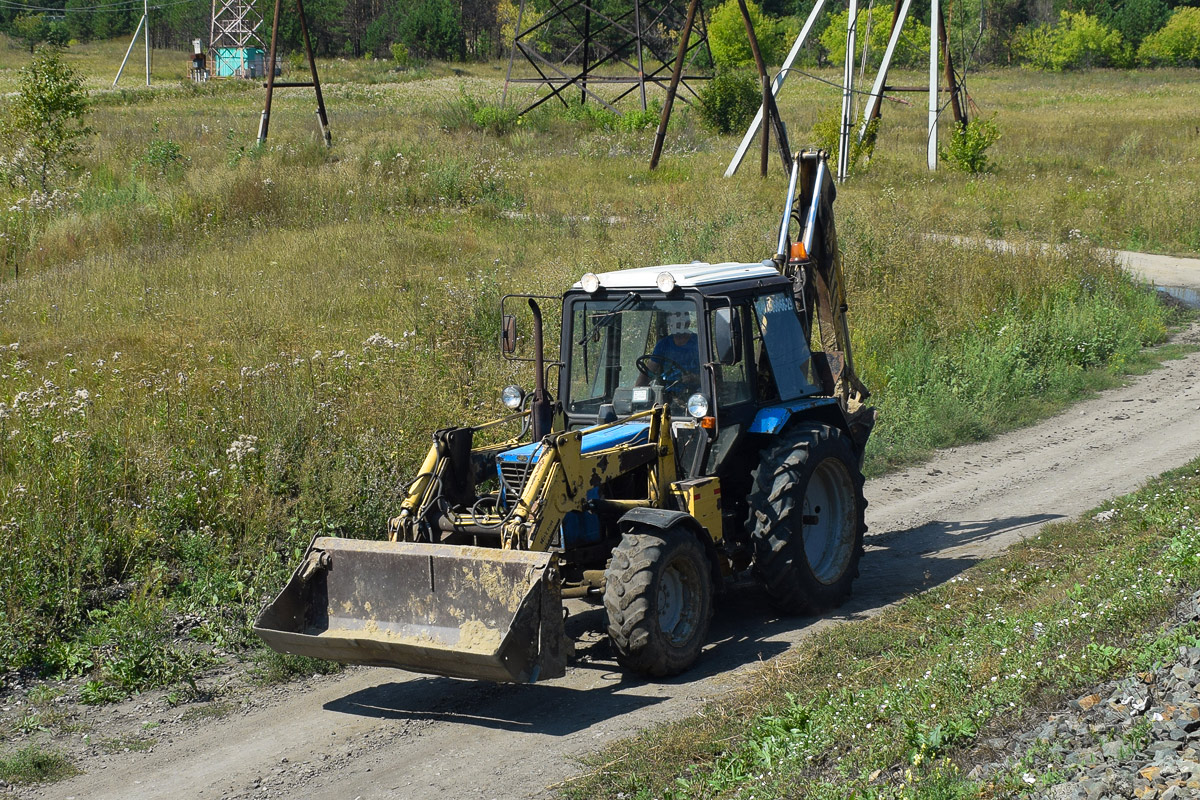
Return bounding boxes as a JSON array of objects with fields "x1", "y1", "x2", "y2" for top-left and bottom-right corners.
[
  {"x1": 658, "y1": 559, "x2": 699, "y2": 644},
  {"x1": 802, "y1": 457, "x2": 856, "y2": 585}
]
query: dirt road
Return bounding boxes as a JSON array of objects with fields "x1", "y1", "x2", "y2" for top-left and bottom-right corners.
[{"x1": 41, "y1": 282, "x2": 1200, "y2": 800}]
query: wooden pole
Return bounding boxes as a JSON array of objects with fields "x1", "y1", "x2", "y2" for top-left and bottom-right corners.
[
  {"x1": 649, "y1": 0, "x2": 699, "y2": 170},
  {"x1": 297, "y1": 0, "x2": 332, "y2": 146},
  {"x1": 938, "y1": 3, "x2": 966, "y2": 128},
  {"x1": 736, "y1": 0, "x2": 790, "y2": 174},
  {"x1": 257, "y1": 0, "x2": 284, "y2": 143}
]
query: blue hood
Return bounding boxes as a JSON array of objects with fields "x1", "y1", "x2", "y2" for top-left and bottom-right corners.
[{"x1": 496, "y1": 422, "x2": 651, "y2": 465}]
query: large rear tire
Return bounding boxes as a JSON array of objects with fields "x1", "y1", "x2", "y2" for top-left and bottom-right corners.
[
  {"x1": 748, "y1": 424, "x2": 866, "y2": 615},
  {"x1": 604, "y1": 526, "x2": 713, "y2": 677}
]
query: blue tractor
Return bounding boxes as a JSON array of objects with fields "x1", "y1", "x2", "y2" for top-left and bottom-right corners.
[{"x1": 255, "y1": 151, "x2": 876, "y2": 682}]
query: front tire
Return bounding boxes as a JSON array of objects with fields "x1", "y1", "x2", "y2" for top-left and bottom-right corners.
[
  {"x1": 748, "y1": 425, "x2": 866, "y2": 614},
  {"x1": 604, "y1": 526, "x2": 713, "y2": 677}
]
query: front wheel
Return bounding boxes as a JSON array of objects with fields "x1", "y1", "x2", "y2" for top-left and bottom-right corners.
[
  {"x1": 604, "y1": 526, "x2": 713, "y2": 677},
  {"x1": 748, "y1": 425, "x2": 866, "y2": 615}
]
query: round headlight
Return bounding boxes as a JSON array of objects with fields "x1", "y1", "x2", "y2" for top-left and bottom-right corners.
[
  {"x1": 686, "y1": 393, "x2": 710, "y2": 419},
  {"x1": 580, "y1": 272, "x2": 601, "y2": 293},
  {"x1": 501, "y1": 384, "x2": 525, "y2": 410},
  {"x1": 656, "y1": 271, "x2": 677, "y2": 293}
]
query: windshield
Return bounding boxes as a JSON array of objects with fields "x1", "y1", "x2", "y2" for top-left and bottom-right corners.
[{"x1": 566, "y1": 296, "x2": 701, "y2": 417}]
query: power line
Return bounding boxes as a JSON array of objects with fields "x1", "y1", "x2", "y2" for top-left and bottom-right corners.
[
  {"x1": 777, "y1": 66, "x2": 907, "y2": 104},
  {"x1": 0, "y1": 0, "x2": 194, "y2": 13}
]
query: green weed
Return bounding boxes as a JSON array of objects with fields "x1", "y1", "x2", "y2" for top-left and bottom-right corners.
[
  {"x1": 251, "y1": 650, "x2": 342, "y2": 685},
  {"x1": 0, "y1": 746, "x2": 78, "y2": 784},
  {"x1": 939, "y1": 118, "x2": 1001, "y2": 174}
]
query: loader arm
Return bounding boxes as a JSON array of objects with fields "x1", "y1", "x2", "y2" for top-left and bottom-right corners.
[
  {"x1": 255, "y1": 406, "x2": 681, "y2": 683},
  {"x1": 504, "y1": 406, "x2": 677, "y2": 551},
  {"x1": 777, "y1": 151, "x2": 876, "y2": 447}
]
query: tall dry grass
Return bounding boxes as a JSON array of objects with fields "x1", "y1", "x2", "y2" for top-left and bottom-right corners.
[{"x1": 0, "y1": 37, "x2": 1186, "y2": 693}]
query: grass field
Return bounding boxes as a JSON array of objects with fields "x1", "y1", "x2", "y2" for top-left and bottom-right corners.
[{"x1": 0, "y1": 36, "x2": 1193, "y2": 699}]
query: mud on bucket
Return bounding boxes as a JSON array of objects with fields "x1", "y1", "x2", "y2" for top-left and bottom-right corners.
[{"x1": 253, "y1": 538, "x2": 567, "y2": 683}]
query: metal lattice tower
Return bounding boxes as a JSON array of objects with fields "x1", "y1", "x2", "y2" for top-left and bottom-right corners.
[
  {"x1": 503, "y1": 0, "x2": 712, "y2": 116},
  {"x1": 210, "y1": 0, "x2": 265, "y2": 72}
]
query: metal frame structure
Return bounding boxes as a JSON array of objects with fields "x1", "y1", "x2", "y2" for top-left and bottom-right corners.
[
  {"x1": 725, "y1": 0, "x2": 967, "y2": 181},
  {"x1": 210, "y1": 0, "x2": 266, "y2": 76},
  {"x1": 112, "y1": 0, "x2": 150, "y2": 87},
  {"x1": 257, "y1": 0, "x2": 331, "y2": 147},
  {"x1": 503, "y1": 0, "x2": 713, "y2": 116}
]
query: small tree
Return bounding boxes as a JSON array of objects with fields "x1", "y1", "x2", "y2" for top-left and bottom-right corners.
[
  {"x1": 818, "y1": 6, "x2": 931, "y2": 69},
  {"x1": 939, "y1": 118, "x2": 1001, "y2": 175},
  {"x1": 1137, "y1": 7, "x2": 1200, "y2": 66},
  {"x1": 0, "y1": 47, "x2": 93, "y2": 192},
  {"x1": 11, "y1": 14, "x2": 51, "y2": 53},
  {"x1": 707, "y1": 0, "x2": 786, "y2": 72},
  {"x1": 1015, "y1": 11, "x2": 1126, "y2": 70},
  {"x1": 400, "y1": 0, "x2": 464, "y2": 60}
]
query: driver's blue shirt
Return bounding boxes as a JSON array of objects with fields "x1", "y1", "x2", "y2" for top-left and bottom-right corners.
[{"x1": 651, "y1": 333, "x2": 700, "y2": 374}]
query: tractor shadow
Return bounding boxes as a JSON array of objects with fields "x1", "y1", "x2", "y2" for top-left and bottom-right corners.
[
  {"x1": 847, "y1": 512, "x2": 1064, "y2": 612},
  {"x1": 323, "y1": 671, "x2": 669, "y2": 735},
  {"x1": 323, "y1": 513, "x2": 1059, "y2": 734}
]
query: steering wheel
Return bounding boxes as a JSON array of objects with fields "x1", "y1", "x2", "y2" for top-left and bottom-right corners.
[{"x1": 636, "y1": 354, "x2": 687, "y2": 392}]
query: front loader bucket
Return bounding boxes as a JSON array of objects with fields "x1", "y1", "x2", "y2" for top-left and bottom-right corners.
[{"x1": 253, "y1": 538, "x2": 567, "y2": 683}]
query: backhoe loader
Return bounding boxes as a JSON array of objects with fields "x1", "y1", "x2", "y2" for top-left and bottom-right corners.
[{"x1": 255, "y1": 150, "x2": 876, "y2": 682}]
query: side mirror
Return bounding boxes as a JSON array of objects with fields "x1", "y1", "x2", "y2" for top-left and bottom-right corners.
[
  {"x1": 712, "y1": 307, "x2": 741, "y2": 365},
  {"x1": 501, "y1": 314, "x2": 517, "y2": 355}
]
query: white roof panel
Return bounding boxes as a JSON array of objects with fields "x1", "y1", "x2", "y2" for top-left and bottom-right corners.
[{"x1": 571, "y1": 261, "x2": 780, "y2": 291}]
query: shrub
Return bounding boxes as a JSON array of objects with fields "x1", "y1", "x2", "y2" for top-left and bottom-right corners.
[
  {"x1": 438, "y1": 91, "x2": 520, "y2": 135},
  {"x1": 698, "y1": 70, "x2": 761, "y2": 134},
  {"x1": 810, "y1": 106, "x2": 877, "y2": 175},
  {"x1": 1015, "y1": 11, "x2": 1126, "y2": 70},
  {"x1": 138, "y1": 122, "x2": 188, "y2": 177},
  {"x1": 939, "y1": 118, "x2": 1001, "y2": 174},
  {"x1": 389, "y1": 41, "x2": 411, "y2": 67},
  {"x1": 1137, "y1": 8, "x2": 1200, "y2": 66},
  {"x1": 617, "y1": 103, "x2": 662, "y2": 132},
  {"x1": 472, "y1": 104, "x2": 520, "y2": 135},
  {"x1": 817, "y1": 6, "x2": 931, "y2": 68},
  {"x1": 707, "y1": 0, "x2": 786, "y2": 71}
]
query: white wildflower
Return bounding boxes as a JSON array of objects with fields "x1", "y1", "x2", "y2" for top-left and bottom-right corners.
[{"x1": 226, "y1": 434, "x2": 260, "y2": 463}]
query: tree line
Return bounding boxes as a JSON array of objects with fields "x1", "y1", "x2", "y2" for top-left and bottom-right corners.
[{"x1": 2, "y1": 0, "x2": 1197, "y2": 66}]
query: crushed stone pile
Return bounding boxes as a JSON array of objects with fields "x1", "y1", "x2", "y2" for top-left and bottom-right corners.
[{"x1": 969, "y1": 591, "x2": 1200, "y2": 800}]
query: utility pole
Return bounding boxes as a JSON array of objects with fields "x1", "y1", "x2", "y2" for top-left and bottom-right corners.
[
  {"x1": 927, "y1": 0, "x2": 938, "y2": 170},
  {"x1": 837, "y1": 0, "x2": 857, "y2": 181},
  {"x1": 144, "y1": 0, "x2": 150, "y2": 85},
  {"x1": 113, "y1": 1, "x2": 151, "y2": 87},
  {"x1": 649, "y1": 0, "x2": 699, "y2": 170},
  {"x1": 736, "y1": 0, "x2": 790, "y2": 176},
  {"x1": 938, "y1": 2, "x2": 966, "y2": 129}
]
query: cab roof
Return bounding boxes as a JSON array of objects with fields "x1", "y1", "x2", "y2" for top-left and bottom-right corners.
[{"x1": 571, "y1": 261, "x2": 781, "y2": 291}]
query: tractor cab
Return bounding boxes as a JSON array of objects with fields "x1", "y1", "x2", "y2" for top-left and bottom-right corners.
[{"x1": 558, "y1": 262, "x2": 828, "y2": 478}]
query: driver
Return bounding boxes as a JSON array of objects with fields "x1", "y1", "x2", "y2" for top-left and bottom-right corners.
[{"x1": 636, "y1": 311, "x2": 700, "y2": 391}]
